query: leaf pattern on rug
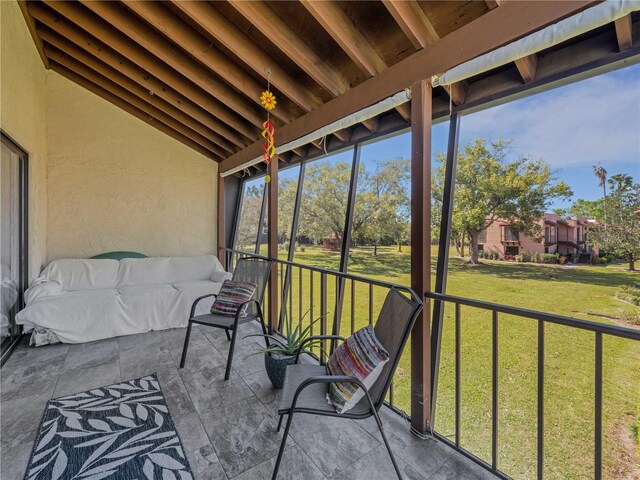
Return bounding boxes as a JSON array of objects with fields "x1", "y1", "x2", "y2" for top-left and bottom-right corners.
[{"x1": 25, "y1": 375, "x2": 193, "y2": 480}]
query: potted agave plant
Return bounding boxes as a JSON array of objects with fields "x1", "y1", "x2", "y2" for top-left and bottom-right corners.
[{"x1": 246, "y1": 310, "x2": 325, "y2": 389}]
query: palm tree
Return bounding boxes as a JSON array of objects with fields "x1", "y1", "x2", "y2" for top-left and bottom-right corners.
[
  {"x1": 592, "y1": 164, "x2": 608, "y2": 226},
  {"x1": 608, "y1": 173, "x2": 633, "y2": 223}
]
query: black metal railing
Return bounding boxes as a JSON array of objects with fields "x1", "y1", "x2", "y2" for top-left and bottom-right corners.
[
  {"x1": 223, "y1": 248, "x2": 416, "y2": 413},
  {"x1": 426, "y1": 291, "x2": 640, "y2": 480}
]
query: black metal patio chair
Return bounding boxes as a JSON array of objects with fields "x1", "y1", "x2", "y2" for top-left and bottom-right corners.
[
  {"x1": 273, "y1": 287, "x2": 423, "y2": 480},
  {"x1": 180, "y1": 257, "x2": 272, "y2": 381}
]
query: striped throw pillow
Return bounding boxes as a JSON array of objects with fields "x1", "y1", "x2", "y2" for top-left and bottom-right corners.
[
  {"x1": 210, "y1": 280, "x2": 257, "y2": 317},
  {"x1": 327, "y1": 325, "x2": 389, "y2": 414}
]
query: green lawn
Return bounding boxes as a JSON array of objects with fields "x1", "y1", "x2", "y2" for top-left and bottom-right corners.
[{"x1": 262, "y1": 245, "x2": 639, "y2": 480}]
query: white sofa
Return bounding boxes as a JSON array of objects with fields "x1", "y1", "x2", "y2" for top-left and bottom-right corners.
[{"x1": 16, "y1": 255, "x2": 232, "y2": 345}]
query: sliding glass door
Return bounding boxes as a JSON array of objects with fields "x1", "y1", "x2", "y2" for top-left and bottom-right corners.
[{"x1": 0, "y1": 134, "x2": 28, "y2": 362}]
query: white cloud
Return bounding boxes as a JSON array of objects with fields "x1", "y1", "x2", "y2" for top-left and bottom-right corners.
[{"x1": 459, "y1": 67, "x2": 640, "y2": 168}]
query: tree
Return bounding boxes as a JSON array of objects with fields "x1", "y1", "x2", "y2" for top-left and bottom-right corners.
[
  {"x1": 236, "y1": 183, "x2": 264, "y2": 250},
  {"x1": 433, "y1": 138, "x2": 573, "y2": 264},
  {"x1": 592, "y1": 164, "x2": 608, "y2": 225},
  {"x1": 589, "y1": 178, "x2": 640, "y2": 270},
  {"x1": 297, "y1": 161, "x2": 352, "y2": 244},
  {"x1": 355, "y1": 158, "x2": 410, "y2": 254},
  {"x1": 568, "y1": 198, "x2": 604, "y2": 222}
]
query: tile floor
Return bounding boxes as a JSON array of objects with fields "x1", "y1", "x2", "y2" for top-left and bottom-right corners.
[{"x1": 0, "y1": 322, "x2": 496, "y2": 479}]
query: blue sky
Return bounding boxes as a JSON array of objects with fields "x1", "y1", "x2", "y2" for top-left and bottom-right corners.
[{"x1": 277, "y1": 63, "x2": 639, "y2": 209}]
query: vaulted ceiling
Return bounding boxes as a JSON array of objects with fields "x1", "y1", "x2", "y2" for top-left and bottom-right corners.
[{"x1": 19, "y1": 1, "x2": 637, "y2": 176}]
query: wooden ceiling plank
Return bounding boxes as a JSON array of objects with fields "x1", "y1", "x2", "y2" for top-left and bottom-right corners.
[
  {"x1": 29, "y1": 5, "x2": 241, "y2": 152},
  {"x1": 614, "y1": 14, "x2": 633, "y2": 51},
  {"x1": 42, "y1": 39, "x2": 230, "y2": 157},
  {"x1": 74, "y1": 0, "x2": 264, "y2": 132},
  {"x1": 514, "y1": 54, "x2": 539, "y2": 83},
  {"x1": 171, "y1": 1, "x2": 322, "y2": 113},
  {"x1": 220, "y1": 0, "x2": 595, "y2": 174},
  {"x1": 50, "y1": 62, "x2": 219, "y2": 161},
  {"x1": 123, "y1": 0, "x2": 294, "y2": 125},
  {"x1": 228, "y1": 0, "x2": 350, "y2": 98},
  {"x1": 382, "y1": 0, "x2": 439, "y2": 49},
  {"x1": 485, "y1": 0, "x2": 502, "y2": 10},
  {"x1": 45, "y1": 46, "x2": 225, "y2": 157},
  {"x1": 300, "y1": 0, "x2": 387, "y2": 77},
  {"x1": 39, "y1": 1, "x2": 255, "y2": 145},
  {"x1": 17, "y1": 1, "x2": 49, "y2": 68}
]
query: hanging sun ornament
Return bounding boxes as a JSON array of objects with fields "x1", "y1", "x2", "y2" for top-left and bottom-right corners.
[{"x1": 260, "y1": 68, "x2": 276, "y2": 184}]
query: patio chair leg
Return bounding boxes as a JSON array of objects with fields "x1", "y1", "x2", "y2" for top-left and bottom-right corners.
[
  {"x1": 224, "y1": 327, "x2": 238, "y2": 381},
  {"x1": 179, "y1": 321, "x2": 193, "y2": 369},
  {"x1": 272, "y1": 411, "x2": 294, "y2": 480},
  {"x1": 225, "y1": 329, "x2": 231, "y2": 341},
  {"x1": 276, "y1": 414, "x2": 284, "y2": 432},
  {"x1": 372, "y1": 409, "x2": 402, "y2": 479}
]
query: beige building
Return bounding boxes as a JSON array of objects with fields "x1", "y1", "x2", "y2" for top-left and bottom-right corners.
[{"x1": 478, "y1": 213, "x2": 598, "y2": 261}]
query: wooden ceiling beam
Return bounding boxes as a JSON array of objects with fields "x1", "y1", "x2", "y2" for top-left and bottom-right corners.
[
  {"x1": 514, "y1": 54, "x2": 539, "y2": 83},
  {"x1": 45, "y1": 46, "x2": 225, "y2": 158},
  {"x1": 75, "y1": 0, "x2": 264, "y2": 132},
  {"x1": 17, "y1": 1, "x2": 49, "y2": 68},
  {"x1": 614, "y1": 14, "x2": 633, "y2": 51},
  {"x1": 171, "y1": 1, "x2": 322, "y2": 113},
  {"x1": 228, "y1": 0, "x2": 349, "y2": 98},
  {"x1": 42, "y1": 41, "x2": 230, "y2": 158},
  {"x1": 382, "y1": 0, "x2": 439, "y2": 49},
  {"x1": 220, "y1": 0, "x2": 595, "y2": 174},
  {"x1": 300, "y1": 0, "x2": 386, "y2": 77},
  {"x1": 395, "y1": 103, "x2": 411, "y2": 122},
  {"x1": 123, "y1": 0, "x2": 294, "y2": 125},
  {"x1": 332, "y1": 129, "x2": 351, "y2": 143},
  {"x1": 30, "y1": 7, "x2": 238, "y2": 153},
  {"x1": 383, "y1": 0, "x2": 469, "y2": 105},
  {"x1": 485, "y1": 0, "x2": 502, "y2": 10},
  {"x1": 49, "y1": 62, "x2": 218, "y2": 161},
  {"x1": 39, "y1": 1, "x2": 253, "y2": 146}
]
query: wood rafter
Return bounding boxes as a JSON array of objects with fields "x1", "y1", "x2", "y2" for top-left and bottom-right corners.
[
  {"x1": 514, "y1": 54, "x2": 539, "y2": 83},
  {"x1": 483, "y1": 0, "x2": 538, "y2": 84},
  {"x1": 17, "y1": 1, "x2": 49, "y2": 68},
  {"x1": 382, "y1": 0, "x2": 468, "y2": 105},
  {"x1": 38, "y1": 1, "x2": 254, "y2": 145},
  {"x1": 228, "y1": 0, "x2": 349, "y2": 98},
  {"x1": 122, "y1": 0, "x2": 294, "y2": 125},
  {"x1": 170, "y1": 1, "x2": 322, "y2": 113},
  {"x1": 220, "y1": 0, "x2": 596, "y2": 174},
  {"x1": 75, "y1": 0, "x2": 264, "y2": 131},
  {"x1": 614, "y1": 14, "x2": 633, "y2": 51},
  {"x1": 29, "y1": 12, "x2": 238, "y2": 154},
  {"x1": 51, "y1": 62, "x2": 217, "y2": 160},
  {"x1": 42, "y1": 41, "x2": 229, "y2": 158}
]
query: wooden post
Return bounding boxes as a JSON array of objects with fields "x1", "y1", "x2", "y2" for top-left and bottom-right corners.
[
  {"x1": 410, "y1": 79, "x2": 432, "y2": 436},
  {"x1": 217, "y1": 175, "x2": 225, "y2": 266},
  {"x1": 267, "y1": 158, "x2": 279, "y2": 332}
]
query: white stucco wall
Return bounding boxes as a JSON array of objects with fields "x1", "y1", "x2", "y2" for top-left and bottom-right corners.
[
  {"x1": 45, "y1": 73, "x2": 218, "y2": 261},
  {"x1": 0, "y1": 0, "x2": 48, "y2": 279}
]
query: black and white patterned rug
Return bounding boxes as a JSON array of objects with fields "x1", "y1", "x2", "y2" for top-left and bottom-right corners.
[{"x1": 25, "y1": 374, "x2": 193, "y2": 480}]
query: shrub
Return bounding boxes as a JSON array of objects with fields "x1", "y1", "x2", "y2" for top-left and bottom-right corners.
[
  {"x1": 540, "y1": 253, "x2": 560, "y2": 264},
  {"x1": 606, "y1": 254, "x2": 616, "y2": 263},
  {"x1": 594, "y1": 257, "x2": 608, "y2": 265},
  {"x1": 616, "y1": 285, "x2": 640, "y2": 306}
]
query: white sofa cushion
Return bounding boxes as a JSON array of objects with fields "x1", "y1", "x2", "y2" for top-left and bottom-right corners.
[
  {"x1": 116, "y1": 256, "x2": 223, "y2": 287},
  {"x1": 41, "y1": 259, "x2": 120, "y2": 291}
]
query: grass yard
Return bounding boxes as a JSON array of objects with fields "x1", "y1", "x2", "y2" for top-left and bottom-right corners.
[{"x1": 260, "y1": 244, "x2": 639, "y2": 480}]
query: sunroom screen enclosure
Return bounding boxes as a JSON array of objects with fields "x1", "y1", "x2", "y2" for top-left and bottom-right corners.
[{"x1": 13, "y1": 1, "x2": 640, "y2": 478}]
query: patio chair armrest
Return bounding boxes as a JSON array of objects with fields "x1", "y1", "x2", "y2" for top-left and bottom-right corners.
[
  {"x1": 288, "y1": 374, "x2": 374, "y2": 413},
  {"x1": 190, "y1": 293, "x2": 217, "y2": 319},
  {"x1": 294, "y1": 335, "x2": 346, "y2": 363}
]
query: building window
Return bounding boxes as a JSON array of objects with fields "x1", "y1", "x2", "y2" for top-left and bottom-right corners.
[
  {"x1": 503, "y1": 226, "x2": 519, "y2": 242},
  {"x1": 478, "y1": 229, "x2": 487, "y2": 243},
  {"x1": 505, "y1": 246, "x2": 519, "y2": 256}
]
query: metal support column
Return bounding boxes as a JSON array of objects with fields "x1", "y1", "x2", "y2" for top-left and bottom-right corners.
[{"x1": 430, "y1": 112, "x2": 460, "y2": 423}]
